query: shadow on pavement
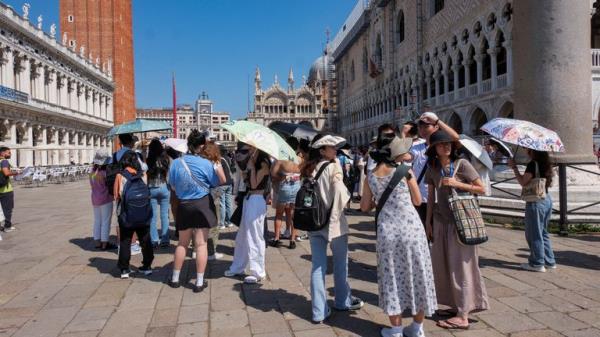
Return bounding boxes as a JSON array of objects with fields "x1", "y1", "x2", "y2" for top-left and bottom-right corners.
[
  {"x1": 234, "y1": 283, "x2": 383, "y2": 336},
  {"x1": 515, "y1": 250, "x2": 600, "y2": 270},
  {"x1": 479, "y1": 257, "x2": 522, "y2": 271}
]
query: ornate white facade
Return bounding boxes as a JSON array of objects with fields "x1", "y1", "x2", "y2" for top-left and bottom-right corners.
[
  {"x1": 0, "y1": 3, "x2": 114, "y2": 167},
  {"x1": 333, "y1": 0, "x2": 600, "y2": 146},
  {"x1": 248, "y1": 67, "x2": 328, "y2": 130}
]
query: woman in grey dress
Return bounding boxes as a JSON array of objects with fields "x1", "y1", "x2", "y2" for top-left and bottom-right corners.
[
  {"x1": 425, "y1": 130, "x2": 489, "y2": 330},
  {"x1": 361, "y1": 136, "x2": 437, "y2": 337}
]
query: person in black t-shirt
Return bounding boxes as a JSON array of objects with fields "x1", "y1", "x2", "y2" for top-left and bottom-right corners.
[{"x1": 509, "y1": 149, "x2": 556, "y2": 273}]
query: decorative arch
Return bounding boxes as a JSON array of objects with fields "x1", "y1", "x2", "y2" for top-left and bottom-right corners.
[
  {"x1": 448, "y1": 111, "x2": 463, "y2": 134},
  {"x1": 497, "y1": 101, "x2": 514, "y2": 119},
  {"x1": 469, "y1": 107, "x2": 488, "y2": 135}
]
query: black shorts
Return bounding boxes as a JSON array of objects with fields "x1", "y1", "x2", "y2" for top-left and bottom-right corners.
[{"x1": 176, "y1": 194, "x2": 217, "y2": 231}]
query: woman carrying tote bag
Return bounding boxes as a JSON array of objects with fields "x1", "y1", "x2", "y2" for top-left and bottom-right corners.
[
  {"x1": 509, "y1": 150, "x2": 556, "y2": 273},
  {"x1": 424, "y1": 130, "x2": 489, "y2": 330}
]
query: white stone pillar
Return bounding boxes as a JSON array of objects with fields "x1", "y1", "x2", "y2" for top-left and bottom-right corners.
[
  {"x1": 93, "y1": 92, "x2": 100, "y2": 117},
  {"x1": 99, "y1": 95, "x2": 105, "y2": 119},
  {"x1": 69, "y1": 80, "x2": 77, "y2": 110},
  {"x1": 86, "y1": 89, "x2": 93, "y2": 116},
  {"x1": 514, "y1": 0, "x2": 593, "y2": 162},
  {"x1": 464, "y1": 60, "x2": 471, "y2": 87},
  {"x1": 453, "y1": 64, "x2": 460, "y2": 100},
  {"x1": 107, "y1": 98, "x2": 113, "y2": 122},
  {"x1": 61, "y1": 130, "x2": 69, "y2": 165},
  {"x1": 475, "y1": 54, "x2": 483, "y2": 95},
  {"x1": 78, "y1": 84, "x2": 85, "y2": 113},
  {"x1": 489, "y1": 45, "x2": 498, "y2": 90},
  {"x1": 19, "y1": 123, "x2": 34, "y2": 167},
  {"x1": 47, "y1": 69, "x2": 56, "y2": 104},
  {"x1": 20, "y1": 56, "x2": 31, "y2": 95},
  {"x1": 504, "y1": 41, "x2": 513, "y2": 86},
  {"x1": 433, "y1": 73, "x2": 440, "y2": 106},
  {"x1": 1, "y1": 48, "x2": 14, "y2": 88}
]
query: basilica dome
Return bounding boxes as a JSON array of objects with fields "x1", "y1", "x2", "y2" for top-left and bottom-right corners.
[{"x1": 308, "y1": 54, "x2": 334, "y2": 84}]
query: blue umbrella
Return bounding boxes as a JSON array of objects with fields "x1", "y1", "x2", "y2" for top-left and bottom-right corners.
[{"x1": 107, "y1": 119, "x2": 172, "y2": 136}]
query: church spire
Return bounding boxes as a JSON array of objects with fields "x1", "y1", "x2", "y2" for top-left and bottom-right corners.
[
  {"x1": 288, "y1": 67, "x2": 294, "y2": 93},
  {"x1": 254, "y1": 66, "x2": 261, "y2": 93}
]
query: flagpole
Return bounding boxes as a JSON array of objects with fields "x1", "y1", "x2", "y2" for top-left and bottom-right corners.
[{"x1": 172, "y1": 72, "x2": 177, "y2": 138}]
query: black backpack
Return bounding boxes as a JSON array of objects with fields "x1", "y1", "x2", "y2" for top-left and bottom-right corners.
[
  {"x1": 118, "y1": 170, "x2": 152, "y2": 229},
  {"x1": 0, "y1": 160, "x2": 9, "y2": 187},
  {"x1": 293, "y1": 161, "x2": 334, "y2": 232}
]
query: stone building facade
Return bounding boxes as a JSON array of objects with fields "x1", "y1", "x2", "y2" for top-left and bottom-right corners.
[
  {"x1": 0, "y1": 3, "x2": 114, "y2": 167},
  {"x1": 60, "y1": 0, "x2": 135, "y2": 125},
  {"x1": 332, "y1": 0, "x2": 517, "y2": 146},
  {"x1": 247, "y1": 67, "x2": 328, "y2": 130}
]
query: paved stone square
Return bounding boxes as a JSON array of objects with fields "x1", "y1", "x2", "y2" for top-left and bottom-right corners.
[{"x1": 0, "y1": 181, "x2": 599, "y2": 337}]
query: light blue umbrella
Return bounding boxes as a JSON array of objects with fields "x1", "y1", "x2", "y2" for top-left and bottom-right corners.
[{"x1": 107, "y1": 119, "x2": 172, "y2": 136}]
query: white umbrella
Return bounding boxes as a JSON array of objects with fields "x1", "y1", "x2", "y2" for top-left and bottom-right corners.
[
  {"x1": 459, "y1": 135, "x2": 494, "y2": 170},
  {"x1": 163, "y1": 138, "x2": 188, "y2": 154}
]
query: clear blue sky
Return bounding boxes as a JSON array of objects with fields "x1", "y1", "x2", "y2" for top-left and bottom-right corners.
[{"x1": 2, "y1": 0, "x2": 355, "y2": 119}]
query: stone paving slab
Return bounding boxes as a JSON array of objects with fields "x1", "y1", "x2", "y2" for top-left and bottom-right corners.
[{"x1": 0, "y1": 181, "x2": 599, "y2": 337}]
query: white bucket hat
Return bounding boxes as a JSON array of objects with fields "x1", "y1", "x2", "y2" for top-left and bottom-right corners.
[
  {"x1": 92, "y1": 150, "x2": 110, "y2": 165},
  {"x1": 311, "y1": 135, "x2": 346, "y2": 149},
  {"x1": 164, "y1": 138, "x2": 188, "y2": 153}
]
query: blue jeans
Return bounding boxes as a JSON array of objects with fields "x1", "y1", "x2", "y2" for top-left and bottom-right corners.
[
  {"x1": 149, "y1": 184, "x2": 171, "y2": 244},
  {"x1": 216, "y1": 185, "x2": 233, "y2": 226},
  {"x1": 524, "y1": 196, "x2": 556, "y2": 267},
  {"x1": 309, "y1": 234, "x2": 353, "y2": 321}
]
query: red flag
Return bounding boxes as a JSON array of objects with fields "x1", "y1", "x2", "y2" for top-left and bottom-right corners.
[{"x1": 172, "y1": 73, "x2": 177, "y2": 138}]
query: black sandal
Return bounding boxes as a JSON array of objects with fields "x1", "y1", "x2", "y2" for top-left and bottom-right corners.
[{"x1": 269, "y1": 239, "x2": 281, "y2": 247}]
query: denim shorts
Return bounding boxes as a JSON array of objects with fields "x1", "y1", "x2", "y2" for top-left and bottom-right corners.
[{"x1": 277, "y1": 181, "x2": 300, "y2": 205}]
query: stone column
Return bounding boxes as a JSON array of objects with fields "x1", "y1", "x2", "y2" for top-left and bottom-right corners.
[
  {"x1": 78, "y1": 84, "x2": 85, "y2": 113},
  {"x1": 69, "y1": 80, "x2": 77, "y2": 110},
  {"x1": 504, "y1": 40, "x2": 513, "y2": 86},
  {"x1": 1, "y1": 48, "x2": 14, "y2": 88},
  {"x1": 464, "y1": 60, "x2": 471, "y2": 88},
  {"x1": 19, "y1": 123, "x2": 34, "y2": 167},
  {"x1": 93, "y1": 92, "x2": 100, "y2": 117},
  {"x1": 453, "y1": 64, "x2": 460, "y2": 100},
  {"x1": 20, "y1": 56, "x2": 31, "y2": 95},
  {"x1": 514, "y1": 0, "x2": 593, "y2": 163},
  {"x1": 434, "y1": 72, "x2": 440, "y2": 106},
  {"x1": 99, "y1": 95, "x2": 106, "y2": 119},
  {"x1": 39, "y1": 126, "x2": 48, "y2": 166},
  {"x1": 61, "y1": 130, "x2": 69, "y2": 165},
  {"x1": 475, "y1": 54, "x2": 483, "y2": 95},
  {"x1": 106, "y1": 98, "x2": 113, "y2": 122},
  {"x1": 489, "y1": 43, "x2": 498, "y2": 90},
  {"x1": 47, "y1": 69, "x2": 56, "y2": 104}
]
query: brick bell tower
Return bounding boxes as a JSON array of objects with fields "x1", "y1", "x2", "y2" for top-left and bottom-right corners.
[{"x1": 59, "y1": 0, "x2": 136, "y2": 125}]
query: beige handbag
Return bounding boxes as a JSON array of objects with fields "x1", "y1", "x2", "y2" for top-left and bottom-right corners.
[{"x1": 521, "y1": 161, "x2": 547, "y2": 202}]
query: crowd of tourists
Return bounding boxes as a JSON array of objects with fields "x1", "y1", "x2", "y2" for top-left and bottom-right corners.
[{"x1": 83, "y1": 111, "x2": 557, "y2": 337}]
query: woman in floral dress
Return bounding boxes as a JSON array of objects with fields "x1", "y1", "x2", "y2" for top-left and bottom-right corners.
[{"x1": 361, "y1": 136, "x2": 437, "y2": 337}]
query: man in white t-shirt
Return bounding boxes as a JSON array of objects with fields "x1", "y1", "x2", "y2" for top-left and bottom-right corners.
[{"x1": 407, "y1": 112, "x2": 460, "y2": 227}]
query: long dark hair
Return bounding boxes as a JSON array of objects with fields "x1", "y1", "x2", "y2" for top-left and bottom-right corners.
[
  {"x1": 187, "y1": 129, "x2": 206, "y2": 154},
  {"x1": 531, "y1": 150, "x2": 553, "y2": 188},
  {"x1": 427, "y1": 142, "x2": 460, "y2": 168},
  {"x1": 121, "y1": 151, "x2": 141, "y2": 172},
  {"x1": 254, "y1": 149, "x2": 271, "y2": 171},
  {"x1": 147, "y1": 138, "x2": 169, "y2": 180},
  {"x1": 300, "y1": 134, "x2": 325, "y2": 177}
]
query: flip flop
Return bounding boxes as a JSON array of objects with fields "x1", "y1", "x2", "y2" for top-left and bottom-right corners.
[
  {"x1": 435, "y1": 309, "x2": 457, "y2": 317},
  {"x1": 436, "y1": 319, "x2": 469, "y2": 330}
]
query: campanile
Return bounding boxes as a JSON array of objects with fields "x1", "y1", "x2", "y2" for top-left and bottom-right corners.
[{"x1": 60, "y1": 0, "x2": 136, "y2": 124}]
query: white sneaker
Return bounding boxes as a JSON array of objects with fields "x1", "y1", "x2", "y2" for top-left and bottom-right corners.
[
  {"x1": 3, "y1": 226, "x2": 16, "y2": 233},
  {"x1": 403, "y1": 326, "x2": 425, "y2": 337},
  {"x1": 208, "y1": 253, "x2": 224, "y2": 261},
  {"x1": 217, "y1": 225, "x2": 226, "y2": 230},
  {"x1": 225, "y1": 223, "x2": 235, "y2": 228},
  {"x1": 546, "y1": 264, "x2": 557, "y2": 270},
  {"x1": 521, "y1": 263, "x2": 546, "y2": 272},
  {"x1": 130, "y1": 243, "x2": 141, "y2": 256},
  {"x1": 243, "y1": 275, "x2": 260, "y2": 284},
  {"x1": 380, "y1": 327, "x2": 403, "y2": 337}
]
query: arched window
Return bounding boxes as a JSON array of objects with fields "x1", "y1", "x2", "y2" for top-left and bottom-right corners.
[
  {"x1": 396, "y1": 10, "x2": 405, "y2": 44},
  {"x1": 375, "y1": 34, "x2": 383, "y2": 66},
  {"x1": 496, "y1": 32, "x2": 507, "y2": 75},
  {"x1": 433, "y1": 0, "x2": 444, "y2": 14}
]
